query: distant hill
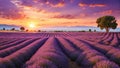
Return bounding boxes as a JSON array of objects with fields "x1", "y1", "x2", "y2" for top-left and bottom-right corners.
[
  {"x1": 0, "y1": 24, "x2": 20, "y2": 30},
  {"x1": 40, "y1": 26, "x2": 120, "y2": 32},
  {"x1": 0, "y1": 24, "x2": 120, "y2": 32}
]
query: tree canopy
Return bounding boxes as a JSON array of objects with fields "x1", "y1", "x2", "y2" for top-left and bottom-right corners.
[
  {"x1": 96, "y1": 15, "x2": 118, "y2": 32},
  {"x1": 20, "y1": 27, "x2": 25, "y2": 31}
]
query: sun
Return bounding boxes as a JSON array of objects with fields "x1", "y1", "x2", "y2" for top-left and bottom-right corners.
[
  {"x1": 29, "y1": 23, "x2": 35, "y2": 28},
  {"x1": 27, "y1": 22, "x2": 38, "y2": 31}
]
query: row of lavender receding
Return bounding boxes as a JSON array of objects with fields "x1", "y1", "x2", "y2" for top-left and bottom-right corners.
[{"x1": 0, "y1": 32, "x2": 120, "y2": 68}]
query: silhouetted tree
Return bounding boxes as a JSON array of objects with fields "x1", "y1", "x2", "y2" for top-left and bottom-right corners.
[
  {"x1": 38, "y1": 30, "x2": 41, "y2": 32},
  {"x1": 96, "y1": 15, "x2": 118, "y2": 32},
  {"x1": 11, "y1": 28, "x2": 15, "y2": 31},
  {"x1": 3, "y1": 28, "x2": 5, "y2": 30},
  {"x1": 26, "y1": 29, "x2": 28, "y2": 32},
  {"x1": 20, "y1": 27, "x2": 25, "y2": 31},
  {"x1": 89, "y1": 29, "x2": 92, "y2": 32},
  {"x1": 94, "y1": 30, "x2": 96, "y2": 32}
]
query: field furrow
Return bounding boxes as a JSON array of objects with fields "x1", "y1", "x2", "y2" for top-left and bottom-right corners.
[{"x1": 0, "y1": 32, "x2": 120, "y2": 68}]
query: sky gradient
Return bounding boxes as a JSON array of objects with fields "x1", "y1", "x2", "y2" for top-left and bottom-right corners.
[{"x1": 0, "y1": 0, "x2": 120, "y2": 30}]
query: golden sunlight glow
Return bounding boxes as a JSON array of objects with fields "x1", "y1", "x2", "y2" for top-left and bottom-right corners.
[
  {"x1": 29, "y1": 23, "x2": 35, "y2": 28},
  {"x1": 28, "y1": 22, "x2": 37, "y2": 30}
]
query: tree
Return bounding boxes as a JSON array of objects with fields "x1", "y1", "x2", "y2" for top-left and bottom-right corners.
[
  {"x1": 20, "y1": 27, "x2": 25, "y2": 31},
  {"x1": 3, "y1": 28, "x2": 5, "y2": 30},
  {"x1": 96, "y1": 15, "x2": 118, "y2": 32},
  {"x1": 26, "y1": 29, "x2": 29, "y2": 32},
  {"x1": 38, "y1": 30, "x2": 41, "y2": 32},
  {"x1": 11, "y1": 28, "x2": 15, "y2": 31},
  {"x1": 89, "y1": 29, "x2": 92, "y2": 32},
  {"x1": 94, "y1": 30, "x2": 96, "y2": 32}
]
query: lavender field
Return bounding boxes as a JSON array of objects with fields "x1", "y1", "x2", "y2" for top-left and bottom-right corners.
[{"x1": 0, "y1": 32, "x2": 120, "y2": 68}]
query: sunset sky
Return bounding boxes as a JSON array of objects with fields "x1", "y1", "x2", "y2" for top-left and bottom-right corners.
[{"x1": 0, "y1": 0, "x2": 120, "y2": 30}]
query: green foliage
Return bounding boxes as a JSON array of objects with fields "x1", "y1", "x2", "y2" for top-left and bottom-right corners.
[
  {"x1": 96, "y1": 15, "x2": 118, "y2": 32},
  {"x1": 110, "y1": 22, "x2": 117, "y2": 29}
]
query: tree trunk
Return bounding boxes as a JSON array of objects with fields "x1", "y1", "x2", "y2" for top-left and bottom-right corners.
[{"x1": 105, "y1": 28, "x2": 109, "y2": 32}]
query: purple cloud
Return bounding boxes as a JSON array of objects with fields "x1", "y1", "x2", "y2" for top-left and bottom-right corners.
[
  {"x1": 0, "y1": 0, "x2": 25, "y2": 19},
  {"x1": 18, "y1": 0, "x2": 65, "y2": 8},
  {"x1": 78, "y1": 0, "x2": 120, "y2": 9},
  {"x1": 19, "y1": 0, "x2": 35, "y2": 7},
  {"x1": 53, "y1": 14, "x2": 76, "y2": 19}
]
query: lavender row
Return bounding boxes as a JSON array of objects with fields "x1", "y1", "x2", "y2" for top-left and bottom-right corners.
[
  {"x1": 77, "y1": 38, "x2": 120, "y2": 66},
  {"x1": 0, "y1": 38, "x2": 14, "y2": 43},
  {"x1": 81, "y1": 33, "x2": 120, "y2": 47},
  {"x1": 66, "y1": 37, "x2": 119, "y2": 68},
  {"x1": 0, "y1": 38, "x2": 39, "y2": 58},
  {"x1": 0, "y1": 38, "x2": 47, "y2": 68},
  {"x1": 0, "y1": 38, "x2": 19, "y2": 46},
  {"x1": 110, "y1": 33, "x2": 120, "y2": 46},
  {"x1": 0, "y1": 38, "x2": 28, "y2": 50},
  {"x1": 23, "y1": 37, "x2": 68, "y2": 68},
  {"x1": 0, "y1": 32, "x2": 103, "y2": 38},
  {"x1": 56, "y1": 37, "x2": 80, "y2": 61},
  {"x1": 101, "y1": 33, "x2": 114, "y2": 45}
]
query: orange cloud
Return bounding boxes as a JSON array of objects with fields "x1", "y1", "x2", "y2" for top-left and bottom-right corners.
[
  {"x1": 50, "y1": 2, "x2": 65, "y2": 8},
  {"x1": 40, "y1": 17, "x2": 96, "y2": 27},
  {"x1": 89, "y1": 4, "x2": 106, "y2": 7},
  {"x1": 79, "y1": 3, "x2": 106, "y2": 8},
  {"x1": 79, "y1": 13, "x2": 87, "y2": 17},
  {"x1": 79, "y1": 3, "x2": 87, "y2": 7},
  {"x1": 94, "y1": 10, "x2": 113, "y2": 15}
]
